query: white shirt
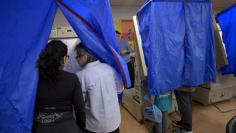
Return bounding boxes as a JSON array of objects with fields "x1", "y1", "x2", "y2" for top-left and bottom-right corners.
[{"x1": 76, "y1": 61, "x2": 123, "y2": 133}]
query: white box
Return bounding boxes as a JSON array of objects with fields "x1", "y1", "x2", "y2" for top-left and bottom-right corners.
[{"x1": 193, "y1": 73, "x2": 236, "y2": 105}]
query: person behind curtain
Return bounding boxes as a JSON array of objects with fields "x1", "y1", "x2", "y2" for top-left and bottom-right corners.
[
  {"x1": 116, "y1": 30, "x2": 134, "y2": 89},
  {"x1": 173, "y1": 87, "x2": 195, "y2": 133},
  {"x1": 33, "y1": 40, "x2": 85, "y2": 133},
  {"x1": 75, "y1": 43, "x2": 123, "y2": 133},
  {"x1": 153, "y1": 92, "x2": 172, "y2": 133}
]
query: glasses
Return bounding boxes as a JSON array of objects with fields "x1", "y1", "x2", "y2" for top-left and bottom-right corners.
[{"x1": 75, "y1": 55, "x2": 84, "y2": 59}]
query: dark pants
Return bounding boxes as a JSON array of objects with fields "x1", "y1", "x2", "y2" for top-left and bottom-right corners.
[
  {"x1": 153, "y1": 111, "x2": 168, "y2": 133},
  {"x1": 127, "y1": 61, "x2": 134, "y2": 88},
  {"x1": 174, "y1": 90, "x2": 193, "y2": 132},
  {"x1": 85, "y1": 128, "x2": 119, "y2": 133}
]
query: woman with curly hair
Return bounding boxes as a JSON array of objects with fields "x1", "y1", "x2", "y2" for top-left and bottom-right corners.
[{"x1": 33, "y1": 40, "x2": 85, "y2": 133}]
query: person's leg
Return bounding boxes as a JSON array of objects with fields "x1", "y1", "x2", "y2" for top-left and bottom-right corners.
[
  {"x1": 153, "y1": 111, "x2": 169, "y2": 133},
  {"x1": 127, "y1": 61, "x2": 134, "y2": 88},
  {"x1": 153, "y1": 122, "x2": 162, "y2": 133},
  {"x1": 174, "y1": 90, "x2": 192, "y2": 132},
  {"x1": 161, "y1": 111, "x2": 168, "y2": 133}
]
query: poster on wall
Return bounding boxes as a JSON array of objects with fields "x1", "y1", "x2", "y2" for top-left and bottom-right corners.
[{"x1": 115, "y1": 19, "x2": 135, "y2": 51}]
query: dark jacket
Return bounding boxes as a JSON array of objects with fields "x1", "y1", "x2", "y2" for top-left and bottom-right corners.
[{"x1": 34, "y1": 70, "x2": 85, "y2": 133}]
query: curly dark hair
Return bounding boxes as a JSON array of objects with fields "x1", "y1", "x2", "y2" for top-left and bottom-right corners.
[{"x1": 37, "y1": 40, "x2": 68, "y2": 80}]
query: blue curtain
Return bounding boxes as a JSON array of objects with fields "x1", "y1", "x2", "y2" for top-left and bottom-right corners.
[
  {"x1": 57, "y1": 0, "x2": 131, "y2": 88},
  {"x1": 0, "y1": 0, "x2": 130, "y2": 132},
  {"x1": 137, "y1": 0, "x2": 216, "y2": 95},
  {"x1": 216, "y1": 5, "x2": 236, "y2": 76},
  {"x1": 0, "y1": 0, "x2": 57, "y2": 132}
]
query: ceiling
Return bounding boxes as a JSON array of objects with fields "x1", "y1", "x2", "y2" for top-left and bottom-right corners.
[
  {"x1": 110, "y1": 0, "x2": 144, "y2": 6},
  {"x1": 213, "y1": 0, "x2": 236, "y2": 12},
  {"x1": 110, "y1": 0, "x2": 236, "y2": 11}
]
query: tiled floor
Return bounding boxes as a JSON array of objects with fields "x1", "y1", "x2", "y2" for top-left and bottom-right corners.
[{"x1": 120, "y1": 98, "x2": 236, "y2": 133}]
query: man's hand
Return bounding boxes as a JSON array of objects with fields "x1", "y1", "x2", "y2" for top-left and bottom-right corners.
[{"x1": 120, "y1": 50, "x2": 128, "y2": 55}]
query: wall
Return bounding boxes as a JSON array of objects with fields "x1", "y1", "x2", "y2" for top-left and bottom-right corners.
[
  {"x1": 52, "y1": 9, "x2": 69, "y2": 28},
  {"x1": 111, "y1": 6, "x2": 140, "y2": 20},
  {"x1": 52, "y1": 5, "x2": 140, "y2": 28}
]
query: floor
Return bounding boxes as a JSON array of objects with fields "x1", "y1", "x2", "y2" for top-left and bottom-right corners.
[
  {"x1": 120, "y1": 98, "x2": 236, "y2": 133},
  {"x1": 120, "y1": 106, "x2": 149, "y2": 133}
]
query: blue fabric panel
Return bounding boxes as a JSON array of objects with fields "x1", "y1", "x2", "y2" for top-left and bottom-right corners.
[
  {"x1": 137, "y1": 0, "x2": 216, "y2": 95},
  {"x1": 57, "y1": 0, "x2": 119, "y2": 52},
  {"x1": 57, "y1": 0, "x2": 131, "y2": 87},
  {"x1": 137, "y1": 0, "x2": 151, "y2": 65},
  {"x1": 138, "y1": 1, "x2": 186, "y2": 95},
  {"x1": 0, "y1": 0, "x2": 57, "y2": 132},
  {"x1": 216, "y1": 5, "x2": 236, "y2": 76},
  {"x1": 182, "y1": 1, "x2": 216, "y2": 85}
]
